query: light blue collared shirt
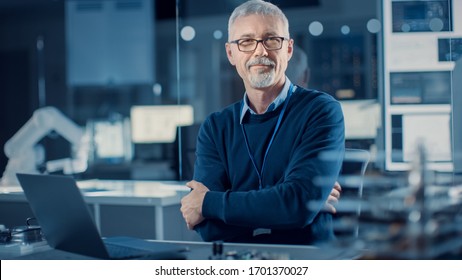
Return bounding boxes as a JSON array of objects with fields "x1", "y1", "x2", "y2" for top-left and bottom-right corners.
[{"x1": 240, "y1": 77, "x2": 294, "y2": 124}]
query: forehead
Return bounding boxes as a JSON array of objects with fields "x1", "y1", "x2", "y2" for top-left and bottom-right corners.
[{"x1": 229, "y1": 14, "x2": 285, "y2": 39}]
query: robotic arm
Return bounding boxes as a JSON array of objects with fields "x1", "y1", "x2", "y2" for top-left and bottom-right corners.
[{"x1": 1, "y1": 107, "x2": 89, "y2": 185}]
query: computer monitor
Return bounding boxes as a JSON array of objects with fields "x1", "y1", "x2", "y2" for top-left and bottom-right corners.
[
  {"x1": 390, "y1": 71, "x2": 452, "y2": 104},
  {"x1": 339, "y1": 100, "x2": 381, "y2": 140},
  {"x1": 438, "y1": 38, "x2": 462, "y2": 62},
  {"x1": 130, "y1": 105, "x2": 194, "y2": 143},
  {"x1": 87, "y1": 118, "x2": 132, "y2": 163},
  {"x1": 389, "y1": 113, "x2": 452, "y2": 166},
  {"x1": 391, "y1": 0, "x2": 452, "y2": 33}
]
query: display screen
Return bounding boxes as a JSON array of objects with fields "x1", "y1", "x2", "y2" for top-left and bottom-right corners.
[
  {"x1": 438, "y1": 38, "x2": 462, "y2": 62},
  {"x1": 392, "y1": 0, "x2": 452, "y2": 32},
  {"x1": 130, "y1": 105, "x2": 194, "y2": 143},
  {"x1": 390, "y1": 71, "x2": 451, "y2": 104},
  {"x1": 390, "y1": 113, "x2": 451, "y2": 163},
  {"x1": 89, "y1": 118, "x2": 132, "y2": 163},
  {"x1": 340, "y1": 100, "x2": 381, "y2": 140}
]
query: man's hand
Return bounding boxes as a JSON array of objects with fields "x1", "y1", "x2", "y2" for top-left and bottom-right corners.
[
  {"x1": 323, "y1": 181, "x2": 342, "y2": 214},
  {"x1": 180, "y1": 180, "x2": 209, "y2": 230}
]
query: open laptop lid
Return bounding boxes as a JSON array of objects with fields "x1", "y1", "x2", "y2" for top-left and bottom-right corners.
[{"x1": 16, "y1": 173, "x2": 109, "y2": 259}]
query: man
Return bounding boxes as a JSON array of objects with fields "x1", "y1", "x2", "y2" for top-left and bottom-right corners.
[
  {"x1": 181, "y1": 0, "x2": 344, "y2": 245},
  {"x1": 286, "y1": 44, "x2": 310, "y2": 88}
]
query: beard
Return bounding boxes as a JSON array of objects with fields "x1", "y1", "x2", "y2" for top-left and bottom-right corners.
[{"x1": 246, "y1": 57, "x2": 276, "y2": 88}]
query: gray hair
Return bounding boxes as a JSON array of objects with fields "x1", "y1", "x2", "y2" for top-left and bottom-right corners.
[{"x1": 228, "y1": 0, "x2": 290, "y2": 41}]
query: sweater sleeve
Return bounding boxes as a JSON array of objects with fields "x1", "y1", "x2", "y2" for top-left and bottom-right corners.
[
  {"x1": 202, "y1": 97, "x2": 345, "y2": 230},
  {"x1": 192, "y1": 116, "x2": 254, "y2": 241}
]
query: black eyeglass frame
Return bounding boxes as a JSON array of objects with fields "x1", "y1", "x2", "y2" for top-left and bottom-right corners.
[{"x1": 229, "y1": 36, "x2": 290, "y2": 52}]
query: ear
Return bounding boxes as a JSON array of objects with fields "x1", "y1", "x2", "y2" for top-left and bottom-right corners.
[
  {"x1": 226, "y1": 43, "x2": 236, "y2": 66},
  {"x1": 287, "y1": 39, "x2": 294, "y2": 61}
]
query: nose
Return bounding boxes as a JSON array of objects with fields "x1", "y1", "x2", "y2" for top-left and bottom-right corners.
[{"x1": 254, "y1": 41, "x2": 268, "y2": 56}]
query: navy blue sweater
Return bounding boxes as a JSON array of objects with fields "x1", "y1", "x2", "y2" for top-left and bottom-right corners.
[{"x1": 193, "y1": 86, "x2": 345, "y2": 245}]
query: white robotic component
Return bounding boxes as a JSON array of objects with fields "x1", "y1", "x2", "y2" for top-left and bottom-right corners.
[{"x1": 1, "y1": 106, "x2": 89, "y2": 186}]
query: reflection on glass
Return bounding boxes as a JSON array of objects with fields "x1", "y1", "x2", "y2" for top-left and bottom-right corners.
[
  {"x1": 366, "y1": 18, "x2": 382, "y2": 33},
  {"x1": 308, "y1": 21, "x2": 324, "y2": 36}
]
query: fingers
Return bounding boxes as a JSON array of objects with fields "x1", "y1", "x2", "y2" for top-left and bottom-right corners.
[
  {"x1": 327, "y1": 195, "x2": 339, "y2": 204},
  {"x1": 323, "y1": 202, "x2": 337, "y2": 214},
  {"x1": 186, "y1": 180, "x2": 209, "y2": 192},
  {"x1": 181, "y1": 183, "x2": 206, "y2": 230},
  {"x1": 330, "y1": 188, "x2": 341, "y2": 200},
  {"x1": 181, "y1": 203, "x2": 193, "y2": 229},
  {"x1": 333, "y1": 189, "x2": 341, "y2": 198},
  {"x1": 327, "y1": 204, "x2": 336, "y2": 214},
  {"x1": 323, "y1": 191, "x2": 339, "y2": 214},
  {"x1": 186, "y1": 180, "x2": 198, "y2": 189},
  {"x1": 333, "y1": 181, "x2": 342, "y2": 192}
]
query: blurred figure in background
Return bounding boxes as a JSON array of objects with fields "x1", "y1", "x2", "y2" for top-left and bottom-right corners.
[{"x1": 286, "y1": 44, "x2": 310, "y2": 88}]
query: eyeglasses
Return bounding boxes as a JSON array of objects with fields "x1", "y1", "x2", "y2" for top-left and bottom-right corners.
[{"x1": 229, "y1": 36, "x2": 288, "y2": 52}]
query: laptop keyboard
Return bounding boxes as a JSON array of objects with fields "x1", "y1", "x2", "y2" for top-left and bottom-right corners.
[{"x1": 104, "y1": 243, "x2": 152, "y2": 259}]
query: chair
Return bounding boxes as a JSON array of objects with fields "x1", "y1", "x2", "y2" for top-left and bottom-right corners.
[{"x1": 334, "y1": 148, "x2": 370, "y2": 239}]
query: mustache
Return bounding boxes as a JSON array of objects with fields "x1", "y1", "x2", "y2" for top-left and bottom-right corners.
[{"x1": 246, "y1": 57, "x2": 275, "y2": 69}]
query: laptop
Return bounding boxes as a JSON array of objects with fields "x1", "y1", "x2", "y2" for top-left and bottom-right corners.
[{"x1": 16, "y1": 173, "x2": 186, "y2": 260}]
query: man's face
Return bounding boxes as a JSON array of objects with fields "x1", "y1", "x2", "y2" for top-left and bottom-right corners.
[{"x1": 226, "y1": 14, "x2": 293, "y2": 89}]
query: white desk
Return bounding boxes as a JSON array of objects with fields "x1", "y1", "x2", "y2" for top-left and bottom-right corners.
[{"x1": 0, "y1": 180, "x2": 192, "y2": 240}]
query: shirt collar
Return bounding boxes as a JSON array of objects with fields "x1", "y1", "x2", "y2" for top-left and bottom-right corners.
[{"x1": 240, "y1": 77, "x2": 293, "y2": 123}]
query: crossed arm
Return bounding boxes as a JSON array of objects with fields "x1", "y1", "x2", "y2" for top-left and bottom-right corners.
[
  {"x1": 181, "y1": 180, "x2": 342, "y2": 230},
  {"x1": 181, "y1": 96, "x2": 345, "y2": 238}
]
